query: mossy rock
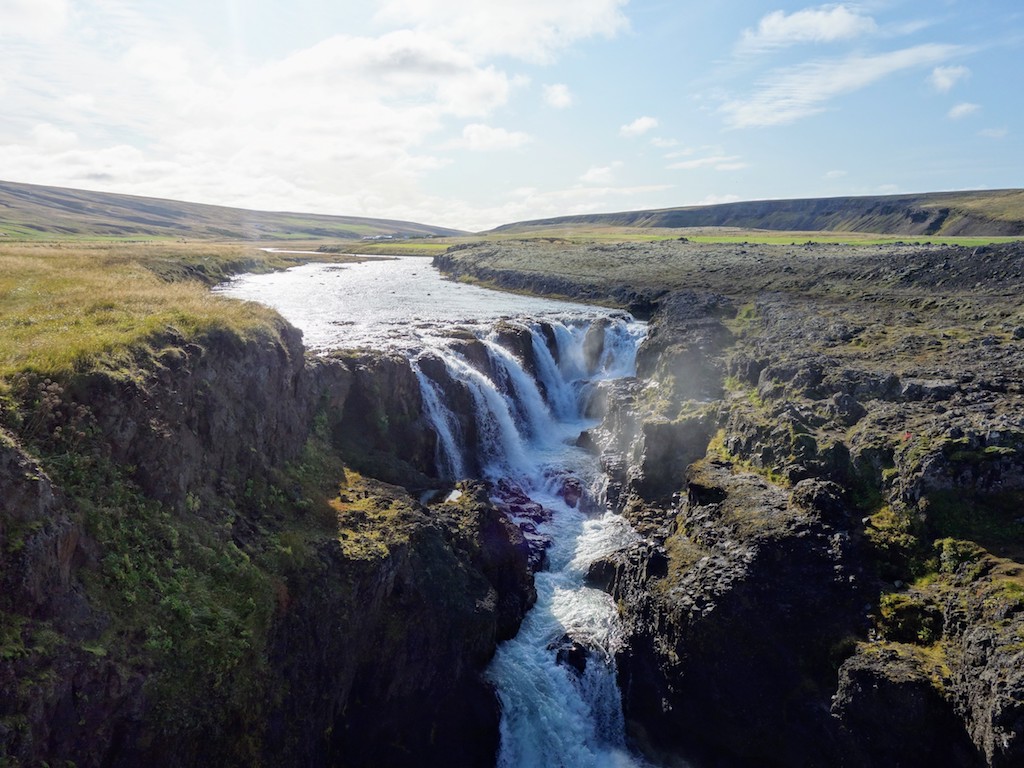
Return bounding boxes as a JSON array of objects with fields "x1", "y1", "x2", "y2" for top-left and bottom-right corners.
[{"x1": 878, "y1": 592, "x2": 943, "y2": 644}]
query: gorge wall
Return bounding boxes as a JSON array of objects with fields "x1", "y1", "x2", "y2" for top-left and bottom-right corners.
[
  {"x1": 0, "y1": 319, "x2": 534, "y2": 767},
  {"x1": 436, "y1": 240, "x2": 1024, "y2": 768}
]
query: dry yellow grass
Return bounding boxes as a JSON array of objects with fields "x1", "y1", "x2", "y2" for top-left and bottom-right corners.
[{"x1": 0, "y1": 242, "x2": 301, "y2": 378}]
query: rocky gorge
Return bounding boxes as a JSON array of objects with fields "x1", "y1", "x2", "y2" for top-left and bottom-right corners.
[
  {"x1": 2, "y1": 238, "x2": 1024, "y2": 767},
  {"x1": 435, "y1": 239, "x2": 1024, "y2": 767},
  {"x1": 0, "y1": 317, "x2": 538, "y2": 766}
]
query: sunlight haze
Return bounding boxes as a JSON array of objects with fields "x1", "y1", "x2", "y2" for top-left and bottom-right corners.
[{"x1": 1, "y1": 0, "x2": 1021, "y2": 230}]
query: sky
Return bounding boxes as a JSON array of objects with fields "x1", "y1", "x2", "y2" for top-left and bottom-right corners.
[{"x1": 0, "y1": 0, "x2": 1021, "y2": 232}]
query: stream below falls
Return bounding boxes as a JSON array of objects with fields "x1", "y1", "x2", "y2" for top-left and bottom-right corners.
[{"x1": 218, "y1": 257, "x2": 656, "y2": 767}]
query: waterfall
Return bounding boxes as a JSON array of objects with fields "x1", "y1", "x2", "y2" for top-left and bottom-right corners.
[
  {"x1": 482, "y1": 336, "x2": 554, "y2": 445},
  {"x1": 437, "y1": 349, "x2": 536, "y2": 481},
  {"x1": 528, "y1": 322, "x2": 585, "y2": 421},
  {"x1": 411, "y1": 315, "x2": 651, "y2": 768},
  {"x1": 411, "y1": 357, "x2": 467, "y2": 480},
  {"x1": 215, "y1": 260, "x2": 655, "y2": 766}
]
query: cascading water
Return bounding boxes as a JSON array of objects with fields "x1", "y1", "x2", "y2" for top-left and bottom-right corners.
[
  {"x1": 216, "y1": 257, "x2": 653, "y2": 767},
  {"x1": 414, "y1": 317, "x2": 651, "y2": 768}
]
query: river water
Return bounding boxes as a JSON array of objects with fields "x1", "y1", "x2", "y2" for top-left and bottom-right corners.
[
  {"x1": 217, "y1": 256, "x2": 653, "y2": 768},
  {"x1": 217, "y1": 256, "x2": 612, "y2": 351}
]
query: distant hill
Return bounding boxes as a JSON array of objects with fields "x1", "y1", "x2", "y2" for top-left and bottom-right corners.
[
  {"x1": 0, "y1": 180, "x2": 465, "y2": 241},
  {"x1": 490, "y1": 189, "x2": 1024, "y2": 237}
]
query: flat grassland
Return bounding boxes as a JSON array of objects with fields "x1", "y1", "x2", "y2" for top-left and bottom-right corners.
[
  {"x1": 0, "y1": 242, "x2": 362, "y2": 379},
  {"x1": 2, "y1": 226, "x2": 1019, "y2": 381},
  {"x1": 322, "y1": 225, "x2": 1022, "y2": 259}
]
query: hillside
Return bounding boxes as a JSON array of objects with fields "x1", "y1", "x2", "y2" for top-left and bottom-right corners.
[
  {"x1": 490, "y1": 189, "x2": 1024, "y2": 237},
  {"x1": 0, "y1": 180, "x2": 464, "y2": 241}
]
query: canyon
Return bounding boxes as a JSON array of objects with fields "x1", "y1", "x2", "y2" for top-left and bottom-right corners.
[{"x1": 3, "y1": 238, "x2": 1024, "y2": 767}]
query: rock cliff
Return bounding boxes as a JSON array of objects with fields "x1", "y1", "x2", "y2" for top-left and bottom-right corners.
[
  {"x1": 437, "y1": 240, "x2": 1024, "y2": 767},
  {"x1": 0, "y1": 317, "x2": 533, "y2": 766}
]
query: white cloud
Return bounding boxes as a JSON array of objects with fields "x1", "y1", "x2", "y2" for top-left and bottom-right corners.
[
  {"x1": 669, "y1": 154, "x2": 747, "y2": 171},
  {"x1": 543, "y1": 83, "x2": 574, "y2": 108},
  {"x1": 0, "y1": 17, "x2": 538, "y2": 229},
  {"x1": 737, "y1": 5, "x2": 877, "y2": 53},
  {"x1": 580, "y1": 161, "x2": 622, "y2": 184},
  {"x1": 929, "y1": 65, "x2": 969, "y2": 92},
  {"x1": 31, "y1": 123, "x2": 79, "y2": 151},
  {"x1": 457, "y1": 123, "x2": 531, "y2": 151},
  {"x1": 824, "y1": 169, "x2": 847, "y2": 179},
  {"x1": 980, "y1": 127, "x2": 1008, "y2": 139},
  {"x1": 0, "y1": 0, "x2": 69, "y2": 39},
  {"x1": 620, "y1": 116, "x2": 658, "y2": 137},
  {"x1": 373, "y1": 0, "x2": 629, "y2": 62},
  {"x1": 948, "y1": 102, "x2": 979, "y2": 120},
  {"x1": 650, "y1": 137, "x2": 678, "y2": 148},
  {"x1": 722, "y1": 44, "x2": 961, "y2": 128}
]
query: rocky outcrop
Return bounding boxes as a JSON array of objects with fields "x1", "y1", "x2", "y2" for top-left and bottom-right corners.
[
  {"x1": 832, "y1": 647, "x2": 983, "y2": 767},
  {"x1": 265, "y1": 479, "x2": 534, "y2": 768},
  {"x1": 0, "y1": 435, "x2": 81, "y2": 617},
  {"x1": 434, "y1": 248, "x2": 668, "y2": 318},
  {"x1": 0, "y1": 319, "x2": 534, "y2": 767},
  {"x1": 597, "y1": 461, "x2": 865, "y2": 765},
  {"x1": 328, "y1": 350, "x2": 436, "y2": 485},
  {"x1": 473, "y1": 242, "x2": 1024, "y2": 767}
]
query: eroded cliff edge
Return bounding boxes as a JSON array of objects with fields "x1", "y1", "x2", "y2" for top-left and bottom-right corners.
[
  {"x1": 0, "y1": 319, "x2": 535, "y2": 767},
  {"x1": 437, "y1": 240, "x2": 1024, "y2": 767}
]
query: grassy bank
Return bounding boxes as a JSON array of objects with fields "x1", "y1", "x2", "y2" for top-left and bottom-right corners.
[{"x1": 0, "y1": 242, "x2": 359, "y2": 379}]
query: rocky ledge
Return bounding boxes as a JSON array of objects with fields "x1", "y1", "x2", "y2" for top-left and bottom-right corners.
[
  {"x1": 438, "y1": 239, "x2": 1024, "y2": 767},
  {"x1": 0, "y1": 322, "x2": 535, "y2": 767}
]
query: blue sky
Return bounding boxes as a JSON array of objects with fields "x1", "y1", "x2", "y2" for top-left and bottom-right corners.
[{"x1": 0, "y1": 0, "x2": 1020, "y2": 231}]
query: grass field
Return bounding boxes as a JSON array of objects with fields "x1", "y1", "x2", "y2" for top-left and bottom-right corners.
[
  {"x1": 319, "y1": 225, "x2": 1021, "y2": 257},
  {"x1": 1, "y1": 219, "x2": 1017, "y2": 380},
  {"x1": 0, "y1": 242, "x2": 358, "y2": 379}
]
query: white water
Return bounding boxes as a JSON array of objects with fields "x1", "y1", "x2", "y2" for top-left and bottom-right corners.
[
  {"x1": 218, "y1": 257, "x2": 651, "y2": 767},
  {"x1": 215, "y1": 256, "x2": 614, "y2": 351}
]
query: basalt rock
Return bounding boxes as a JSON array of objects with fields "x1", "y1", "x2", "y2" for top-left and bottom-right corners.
[
  {"x1": 333, "y1": 351, "x2": 436, "y2": 485},
  {"x1": 631, "y1": 414, "x2": 715, "y2": 502},
  {"x1": 269, "y1": 479, "x2": 534, "y2": 768},
  {"x1": 436, "y1": 239, "x2": 1024, "y2": 768},
  {"x1": 582, "y1": 317, "x2": 612, "y2": 373},
  {"x1": 0, "y1": 319, "x2": 533, "y2": 767},
  {"x1": 493, "y1": 320, "x2": 542, "y2": 381},
  {"x1": 634, "y1": 290, "x2": 734, "y2": 403},
  {"x1": 604, "y1": 459, "x2": 866, "y2": 766},
  {"x1": 832, "y1": 648, "x2": 983, "y2": 767}
]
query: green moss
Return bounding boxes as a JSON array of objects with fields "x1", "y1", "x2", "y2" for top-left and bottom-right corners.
[
  {"x1": 0, "y1": 613, "x2": 28, "y2": 662},
  {"x1": 330, "y1": 470, "x2": 421, "y2": 560},
  {"x1": 935, "y1": 537, "x2": 986, "y2": 578},
  {"x1": 725, "y1": 302, "x2": 760, "y2": 335},
  {"x1": 878, "y1": 592, "x2": 943, "y2": 644},
  {"x1": 865, "y1": 504, "x2": 929, "y2": 579},
  {"x1": 28, "y1": 433, "x2": 278, "y2": 754},
  {"x1": 942, "y1": 439, "x2": 1018, "y2": 464}
]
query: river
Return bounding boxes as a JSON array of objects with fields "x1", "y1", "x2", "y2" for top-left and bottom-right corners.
[{"x1": 217, "y1": 256, "x2": 654, "y2": 768}]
